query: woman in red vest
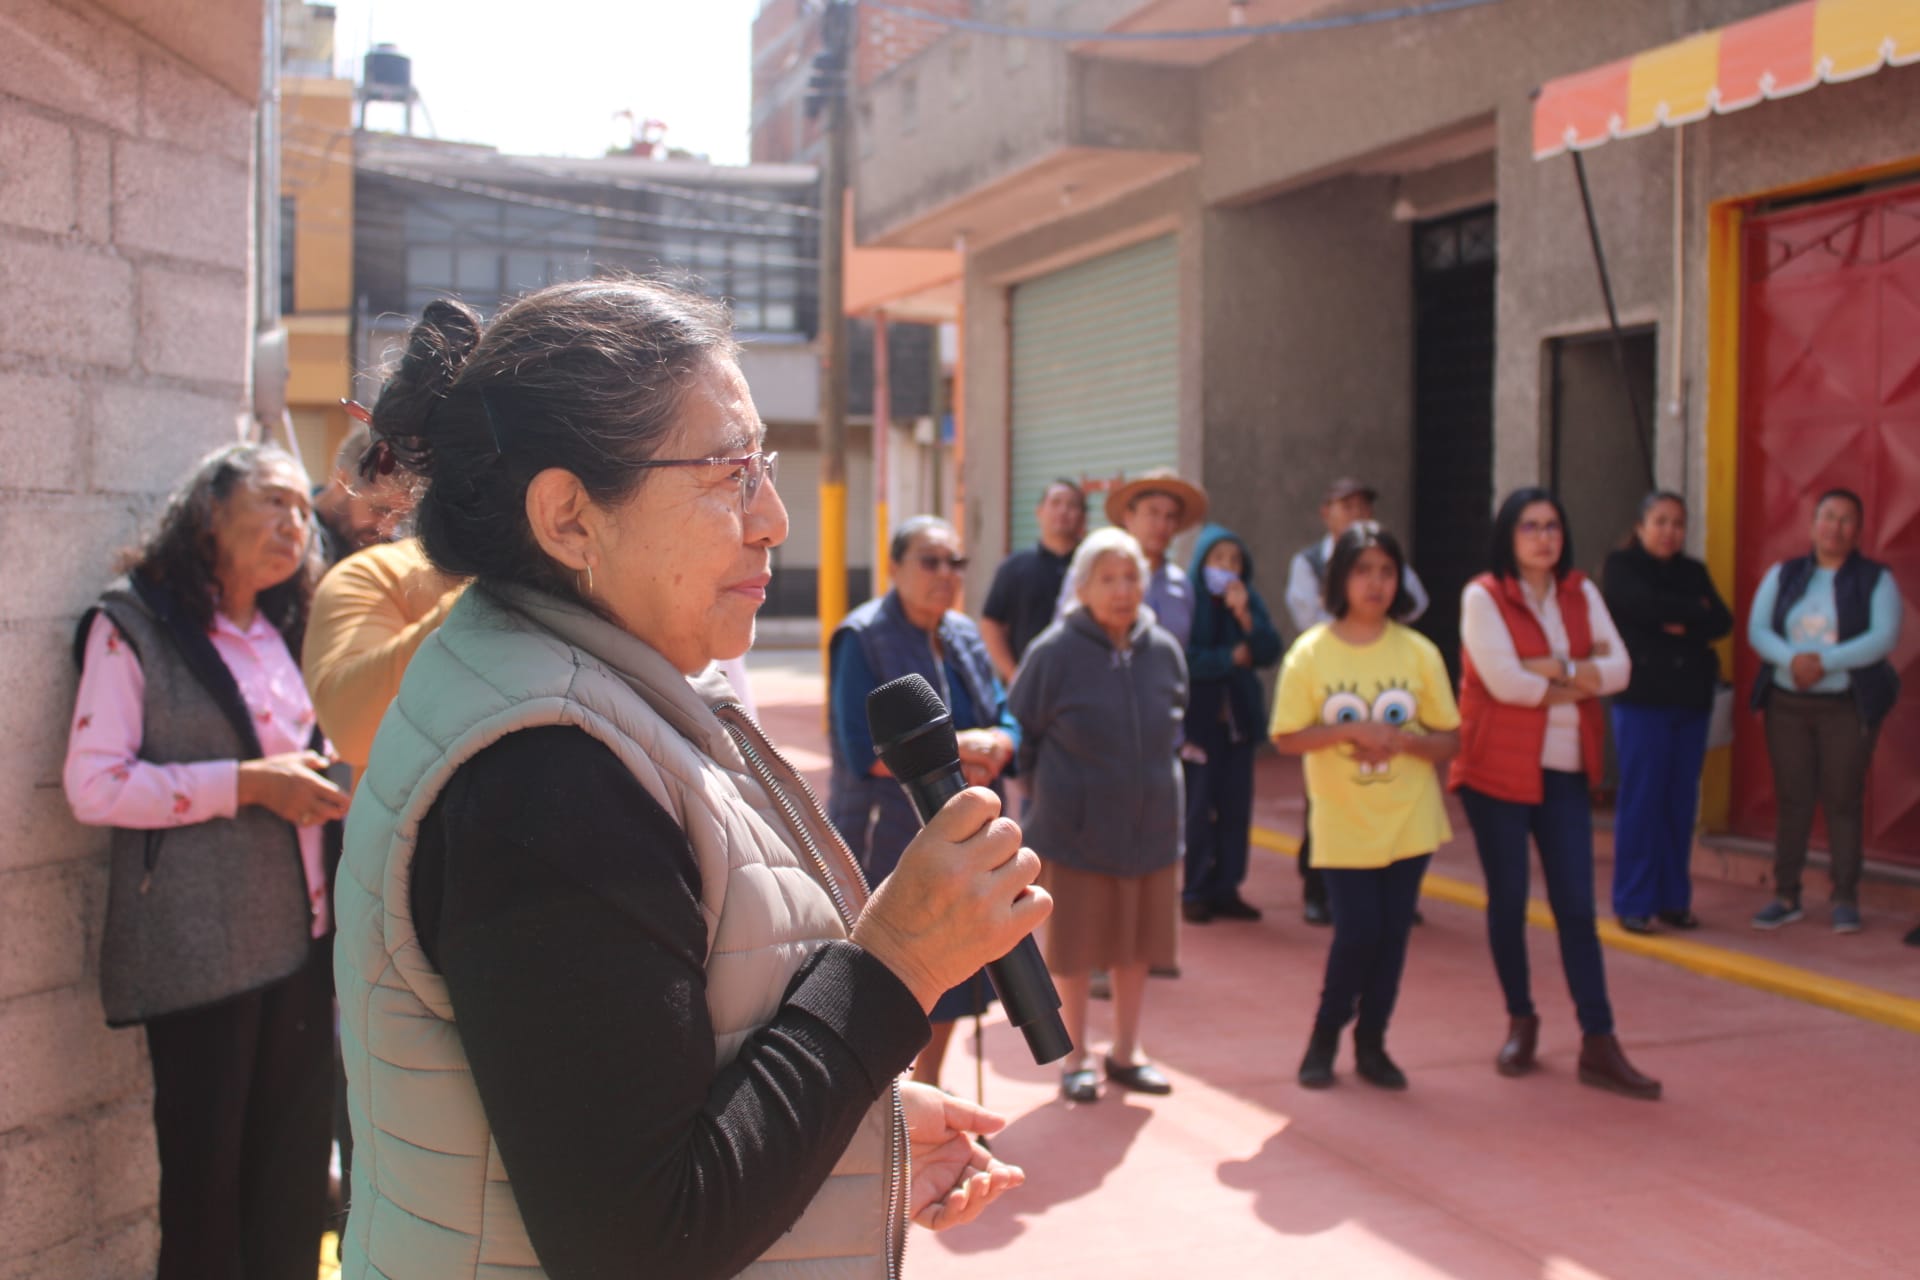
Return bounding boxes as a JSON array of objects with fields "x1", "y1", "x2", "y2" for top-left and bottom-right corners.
[{"x1": 1453, "y1": 489, "x2": 1661, "y2": 1100}]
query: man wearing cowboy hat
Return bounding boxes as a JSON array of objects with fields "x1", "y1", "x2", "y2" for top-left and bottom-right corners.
[
  {"x1": 1062, "y1": 467, "x2": 1209, "y2": 649},
  {"x1": 1283, "y1": 475, "x2": 1431, "y2": 926}
]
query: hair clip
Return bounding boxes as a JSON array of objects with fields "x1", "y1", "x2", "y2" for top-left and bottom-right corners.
[{"x1": 340, "y1": 398, "x2": 373, "y2": 425}]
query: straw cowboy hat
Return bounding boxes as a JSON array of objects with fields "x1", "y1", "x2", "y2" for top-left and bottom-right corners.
[{"x1": 1104, "y1": 468, "x2": 1209, "y2": 534}]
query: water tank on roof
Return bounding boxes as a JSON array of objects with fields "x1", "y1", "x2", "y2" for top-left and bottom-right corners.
[{"x1": 363, "y1": 44, "x2": 412, "y2": 102}]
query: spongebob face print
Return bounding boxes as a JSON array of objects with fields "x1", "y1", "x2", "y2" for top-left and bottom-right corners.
[{"x1": 1319, "y1": 679, "x2": 1418, "y2": 783}]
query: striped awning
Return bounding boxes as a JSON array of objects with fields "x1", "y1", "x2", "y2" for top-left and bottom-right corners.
[{"x1": 1532, "y1": 0, "x2": 1920, "y2": 160}]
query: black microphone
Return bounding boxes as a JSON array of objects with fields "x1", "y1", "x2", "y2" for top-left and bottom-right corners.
[{"x1": 866, "y1": 673, "x2": 1071, "y2": 1065}]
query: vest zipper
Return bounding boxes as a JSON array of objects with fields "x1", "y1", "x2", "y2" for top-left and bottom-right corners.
[{"x1": 715, "y1": 706, "x2": 910, "y2": 1280}]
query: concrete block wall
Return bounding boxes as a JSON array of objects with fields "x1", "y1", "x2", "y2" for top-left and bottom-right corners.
[{"x1": 0, "y1": 0, "x2": 258, "y2": 1274}]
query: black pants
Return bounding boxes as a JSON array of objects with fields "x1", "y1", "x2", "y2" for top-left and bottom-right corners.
[
  {"x1": 1765, "y1": 690, "x2": 1879, "y2": 905},
  {"x1": 1183, "y1": 727, "x2": 1256, "y2": 906},
  {"x1": 1298, "y1": 797, "x2": 1327, "y2": 908},
  {"x1": 1314, "y1": 855, "x2": 1430, "y2": 1035},
  {"x1": 144, "y1": 938, "x2": 333, "y2": 1280}
]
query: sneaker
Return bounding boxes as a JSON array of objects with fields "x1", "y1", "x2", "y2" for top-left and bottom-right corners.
[
  {"x1": 1657, "y1": 910, "x2": 1701, "y2": 930},
  {"x1": 1750, "y1": 899, "x2": 1803, "y2": 930},
  {"x1": 1831, "y1": 903, "x2": 1863, "y2": 934}
]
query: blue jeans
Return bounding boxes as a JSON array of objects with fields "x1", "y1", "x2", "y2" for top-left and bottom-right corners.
[
  {"x1": 1610, "y1": 703, "x2": 1710, "y2": 919},
  {"x1": 1182, "y1": 725, "x2": 1254, "y2": 906},
  {"x1": 1459, "y1": 773, "x2": 1615, "y2": 1036},
  {"x1": 1315, "y1": 854, "x2": 1431, "y2": 1035}
]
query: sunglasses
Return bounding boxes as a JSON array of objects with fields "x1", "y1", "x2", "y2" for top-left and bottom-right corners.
[{"x1": 913, "y1": 553, "x2": 969, "y2": 573}]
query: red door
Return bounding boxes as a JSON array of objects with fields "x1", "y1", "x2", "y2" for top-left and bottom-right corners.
[{"x1": 1731, "y1": 180, "x2": 1920, "y2": 866}]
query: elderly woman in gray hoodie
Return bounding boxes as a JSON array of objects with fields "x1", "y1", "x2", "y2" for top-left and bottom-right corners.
[{"x1": 1009, "y1": 527, "x2": 1189, "y2": 1104}]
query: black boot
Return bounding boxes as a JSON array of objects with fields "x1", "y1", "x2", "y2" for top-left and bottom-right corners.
[
  {"x1": 1353, "y1": 1027, "x2": 1408, "y2": 1091},
  {"x1": 1297, "y1": 1022, "x2": 1340, "y2": 1089}
]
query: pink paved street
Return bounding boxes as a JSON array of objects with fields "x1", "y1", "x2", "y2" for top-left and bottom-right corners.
[{"x1": 748, "y1": 646, "x2": 1920, "y2": 1280}]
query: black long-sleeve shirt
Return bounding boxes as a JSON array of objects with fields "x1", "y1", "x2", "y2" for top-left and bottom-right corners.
[
  {"x1": 408, "y1": 725, "x2": 929, "y2": 1279},
  {"x1": 1601, "y1": 543, "x2": 1734, "y2": 710}
]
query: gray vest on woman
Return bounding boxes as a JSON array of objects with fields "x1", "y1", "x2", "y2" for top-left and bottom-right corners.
[
  {"x1": 335, "y1": 586, "x2": 902, "y2": 1279},
  {"x1": 79, "y1": 578, "x2": 313, "y2": 1026}
]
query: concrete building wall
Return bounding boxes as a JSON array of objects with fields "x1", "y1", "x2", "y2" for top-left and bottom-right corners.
[
  {"x1": 1198, "y1": 174, "x2": 1413, "y2": 583},
  {"x1": 959, "y1": 170, "x2": 1201, "y2": 597},
  {"x1": 0, "y1": 0, "x2": 259, "y2": 1273}
]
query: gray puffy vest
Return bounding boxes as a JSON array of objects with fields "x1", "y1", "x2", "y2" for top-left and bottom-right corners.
[{"x1": 334, "y1": 586, "x2": 903, "y2": 1279}]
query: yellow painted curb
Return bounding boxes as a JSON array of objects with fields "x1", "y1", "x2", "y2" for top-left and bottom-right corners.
[{"x1": 1251, "y1": 825, "x2": 1920, "y2": 1036}]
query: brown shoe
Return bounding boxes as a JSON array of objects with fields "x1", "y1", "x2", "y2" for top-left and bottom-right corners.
[
  {"x1": 1496, "y1": 1015, "x2": 1539, "y2": 1077},
  {"x1": 1578, "y1": 1034, "x2": 1662, "y2": 1100}
]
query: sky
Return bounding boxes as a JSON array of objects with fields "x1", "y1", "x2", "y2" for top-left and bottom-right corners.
[{"x1": 324, "y1": 0, "x2": 762, "y2": 164}]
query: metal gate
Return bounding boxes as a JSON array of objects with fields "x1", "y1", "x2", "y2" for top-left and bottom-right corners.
[
  {"x1": 1412, "y1": 207, "x2": 1497, "y2": 679},
  {"x1": 1008, "y1": 235, "x2": 1179, "y2": 547},
  {"x1": 1731, "y1": 179, "x2": 1920, "y2": 866}
]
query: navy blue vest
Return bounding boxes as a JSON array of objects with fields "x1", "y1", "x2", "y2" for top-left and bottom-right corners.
[
  {"x1": 1750, "y1": 551, "x2": 1900, "y2": 727},
  {"x1": 826, "y1": 592, "x2": 1002, "y2": 879}
]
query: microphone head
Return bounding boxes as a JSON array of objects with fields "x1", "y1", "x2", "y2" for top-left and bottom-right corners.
[{"x1": 866, "y1": 674, "x2": 959, "y2": 780}]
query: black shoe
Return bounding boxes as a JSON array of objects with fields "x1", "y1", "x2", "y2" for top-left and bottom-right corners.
[
  {"x1": 1353, "y1": 1029, "x2": 1408, "y2": 1091},
  {"x1": 1303, "y1": 899, "x2": 1332, "y2": 927},
  {"x1": 1411, "y1": 908, "x2": 1425, "y2": 926},
  {"x1": 1181, "y1": 899, "x2": 1214, "y2": 924},
  {"x1": 1906, "y1": 922, "x2": 1920, "y2": 948},
  {"x1": 1657, "y1": 910, "x2": 1701, "y2": 930},
  {"x1": 1297, "y1": 1024, "x2": 1339, "y2": 1089},
  {"x1": 1149, "y1": 963, "x2": 1181, "y2": 979},
  {"x1": 1618, "y1": 915, "x2": 1656, "y2": 935},
  {"x1": 1104, "y1": 1056, "x2": 1173, "y2": 1095},
  {"x1": 1211, "y1": 895, "x2": 1263, "y2": 922}
]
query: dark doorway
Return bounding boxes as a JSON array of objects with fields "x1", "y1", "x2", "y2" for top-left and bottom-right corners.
[
  {"x1": 1412, "y1": 206, "x2": 1497, "y2": 678},
  {"x1": 1549, "y1": 327, "x2": 1657, "y2": 581}
]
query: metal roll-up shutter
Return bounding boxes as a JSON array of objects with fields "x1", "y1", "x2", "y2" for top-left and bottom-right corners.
[{"x1": 1008, "y1": 235, "x2": 1178, "y2": 548}]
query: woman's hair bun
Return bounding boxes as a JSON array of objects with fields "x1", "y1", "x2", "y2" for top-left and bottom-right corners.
[{"x1": 371, "y1": 298, "x2": 485, "y2": 441}]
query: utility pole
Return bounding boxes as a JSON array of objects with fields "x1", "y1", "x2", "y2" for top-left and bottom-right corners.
[{"x1": 809, "y1": 0, "x2": 854, "y2": 666}]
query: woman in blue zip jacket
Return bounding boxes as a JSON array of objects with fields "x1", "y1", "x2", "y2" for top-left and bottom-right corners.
[
  {"x1": 1747, "y1": 488, "x2": 1903, "y2": 935},
  {"x1": 1181, "y1": 523, "x2": 1284, "y2": 923}
]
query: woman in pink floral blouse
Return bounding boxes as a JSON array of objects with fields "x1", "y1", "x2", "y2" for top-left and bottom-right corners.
[{"x1": 64, "y1": 442, "x2": 348, "y2": 1280}]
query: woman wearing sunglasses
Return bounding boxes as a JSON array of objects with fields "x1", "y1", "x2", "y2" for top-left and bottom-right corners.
[
  {"x1": 829, "y1": 515, "x2": 1021, "y2": 1091},
  {"x1": 335, "y1": 281, "x2": 1041, "y2": 1279}
]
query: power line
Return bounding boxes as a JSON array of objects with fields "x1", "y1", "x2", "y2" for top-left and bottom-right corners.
[{"x1": 859, "y1": 0, "x2": 1503, "y2": 42}]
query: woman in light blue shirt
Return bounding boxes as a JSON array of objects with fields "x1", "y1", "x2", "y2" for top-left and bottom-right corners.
[{"x1": 1746, "y1": 488, "x2": 1902, "y2": 935}]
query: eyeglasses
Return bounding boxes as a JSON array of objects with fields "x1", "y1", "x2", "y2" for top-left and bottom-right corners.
[
  {"x1": 913, "y1": 553, "x2": 969, "y2": 573},
  {"x1": 1518, "y1": 519, "x2": 1564, "y2": 538},
  {"x1": 633, "y1": 450, "x2": 779, "y2": 509}
]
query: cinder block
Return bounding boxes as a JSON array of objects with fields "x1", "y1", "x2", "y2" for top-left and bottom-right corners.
[
  {"x1": 73, "y1": 129, "x2": 112, "y2": 246},
  {"x1": 0, "y1": 370, "x2": 85, "y2": 492},
  {"x1": 0, "y1": 777, "x2": 97, "y2": 870},
  {"x1": 92, "y1": 381, "x2": 243, "y2": 495},
  {"x1": 0, "y1": 238, "x2": 136, "y2": 369},
  {"x1": 87, "y1": 1096, "x2": 157, "y2": 1222},
  {"x1": 140, "y1": 49, "x2": 253, "y2": 166},
  {"x1": 0, "y1": 617, "x2": 87, "y2": 791},
  {"x1": 0, "y1": 499, "x2": 144, "y2": 628},
  {"x1": 0, "y1": 0, "x2": 140, "y2": 130},
  {"x1": 0, "y1": 987, "x2": 147, "y2": 1133},
  {"x1": 136, "y1": 265, "x2": 249, "y2": 384},
  {"x1": 0, "y1": 104, "x2": 75, "y2": 236},
  {"x1": 0, "y1": 1119, "x2": 91, "y2": 1256},
  {"x1": 112, "y1": 139, "x2": 249, "y2": 271},
  {"x1": 0, "y1": 779, "x2": 101, "y2": 875},
  {"x1": 0, "y1": 867, "x2": 90, "y2": 1001}
]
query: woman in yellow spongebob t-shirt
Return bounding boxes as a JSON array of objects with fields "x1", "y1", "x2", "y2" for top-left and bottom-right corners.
[{"x1": 1271, "y1": 523, "x2": 1458, "y2": 1093}]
